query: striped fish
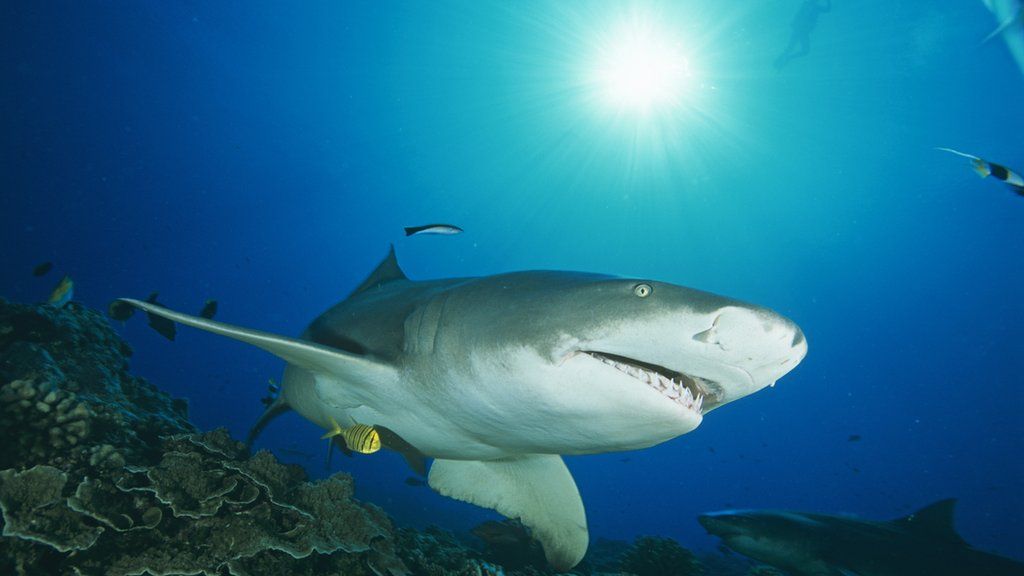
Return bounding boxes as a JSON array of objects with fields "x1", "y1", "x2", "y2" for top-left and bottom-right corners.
[
  {"x1": 321, "y1": 418, "x2": 381, "y2": 454},
  {"x1": 938, "y1": 147, "x2": 1024, "y2": 196}
]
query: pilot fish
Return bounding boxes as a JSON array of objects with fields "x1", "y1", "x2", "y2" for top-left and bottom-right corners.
[{"x1": 321, "y1": 418, "x2": 381, "y2": 454}]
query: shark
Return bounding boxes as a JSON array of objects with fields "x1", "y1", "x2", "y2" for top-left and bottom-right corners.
[
  {"x1": 983, "y1": 0, "x2": 1024, "y2": 75},
  {"x1": 120, "y1": 247, "x2": 807, "y2": 570},
  {"x1": 700, "y1": 499, "x2": 1024, "y2": 576}
]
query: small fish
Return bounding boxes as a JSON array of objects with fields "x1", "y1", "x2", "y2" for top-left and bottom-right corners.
[
  {"x1": 937, "y1": 147, "x2": 1024, "y2": 196},
  {"x1": 404, "y1": 476, "x2": 426, "y2": 487},
  {"x1": 848, "y1": 434, "x2": 862, "y2": 442},
  {"x1": 260, "y1": 378, "x2": 279, "y2": 407},
  {"x1": 33, "y1": 261, "x2": 53, "y2": 277},
  {"x1": 403, "y1": 223, "x2": 464, "y2": 237},
  {"x1": 321, "y1": 418, "x2": 381, "y2": 454},
  {"x1": 144, "y1": 292, "x2": 177, "y2": 341},
  {"x1": 107, "y1": 299, "x2": 136, "y2": 322},
  {"x1": 199, "y1": 299, "x2": 218, "y2": 319},
  {"x1": 47, "y1": 276, "x2": 74, "y2": 307}
]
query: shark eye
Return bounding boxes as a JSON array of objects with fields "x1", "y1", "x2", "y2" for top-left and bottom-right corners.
[{"x1": 633, "y1": 283, "x2": 653, "y2": 298}]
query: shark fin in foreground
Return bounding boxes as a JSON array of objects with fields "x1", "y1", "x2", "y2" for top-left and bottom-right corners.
[
  {"x1": 429, "y1": 455, "x2": 588, "y2": 571},
  {"x1": 116, "y1": 298, "x2": 396, "y2": 386}
]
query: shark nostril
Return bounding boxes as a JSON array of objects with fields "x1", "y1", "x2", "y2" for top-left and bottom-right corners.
[
  {"x1": 692, "y1": 314, "x2": 723, "y2": 344},
  {"x1": 790, "y1": 329, "x2": 805, "y2": 348}
]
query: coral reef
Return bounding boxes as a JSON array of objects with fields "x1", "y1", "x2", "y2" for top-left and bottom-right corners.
[
  {"x1": 0, "y1": 299, "x2": 407, "y2": 575},
  {"x1": 397, "y1": 526, "x2": 513, "y2": 576},
  {"x1": 618, "y1": 536, "x2": 704, "y2": 576},
  {"x1": 0, "y1": 300, "x2": 193, "y2": 470}
]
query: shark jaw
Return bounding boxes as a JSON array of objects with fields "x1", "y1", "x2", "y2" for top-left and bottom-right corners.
[{"x1": 580, "y1": 351, "x2": 707, "y2": 416}]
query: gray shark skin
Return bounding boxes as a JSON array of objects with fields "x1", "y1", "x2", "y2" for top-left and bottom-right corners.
[
  {"x1": 120, "y1": 247, "x2": 807, "y2": 570},
  {"x1": 700, "y1": 499, "x2": 1024, "y2": 576}
]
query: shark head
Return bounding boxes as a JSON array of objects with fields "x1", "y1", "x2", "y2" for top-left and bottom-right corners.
[
  {"x1": 426, "y1": 271, "x2": 807, "y2": 454},
  {"x1": 699, "y1": 510, "x2": 824, "y2": 571}
]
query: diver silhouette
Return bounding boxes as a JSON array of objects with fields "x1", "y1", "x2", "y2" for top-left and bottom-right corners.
[{"x1": 774, "y1": 0, "x2": 831, "y2": 69}]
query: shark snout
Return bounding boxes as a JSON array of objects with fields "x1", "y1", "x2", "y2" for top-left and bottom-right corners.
[
  {"x1": 698, "y1": 512, "x2": 746, "y2": 537},
  {"x1": 693, "y1": 307, "x2": 806, "y2": 377}
]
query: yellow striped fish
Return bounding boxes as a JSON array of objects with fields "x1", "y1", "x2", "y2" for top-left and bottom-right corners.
[{"x1": 320, "y1": 418, "x2": 381, "y2": 454}]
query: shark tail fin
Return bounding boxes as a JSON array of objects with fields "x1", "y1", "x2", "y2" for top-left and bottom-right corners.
[
  {"x1": 892, "y1": 499, "x2": 967, "y2": 546},
  {"x1": 428, "y1": 455, "x2": 588, "y2": 571}
]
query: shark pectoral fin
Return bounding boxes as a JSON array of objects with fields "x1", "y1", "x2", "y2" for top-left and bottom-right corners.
[
  {"x1": 117, "y1": 298, "x2": 393, "y2": 386},
  {"x1": 428, "y1": 455, "x2": 588, "y2": 571},
  {"x1": 245, "y1": 397, "x2": 291, "y2": 448}
]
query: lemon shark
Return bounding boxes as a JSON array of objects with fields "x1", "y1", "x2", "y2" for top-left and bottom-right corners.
[
  {"x1": 700, "y1": 500, "x2": 1024, "y2": 576},
  {"x1": 120, "y1": 247, "x2": 807, "y2": 570}
]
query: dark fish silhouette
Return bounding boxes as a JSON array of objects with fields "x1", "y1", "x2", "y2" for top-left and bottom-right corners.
[
  {"x1": 107, "y1": 300, "x2": 136, "y2": 322},
  {"x1": 144, "y1": 293, "x2": 176, "y2": 341},
  {"x1": 848, "y1": 434, "x2": 862, "y2": 442},
  {"x1": 404, "y1": 224, "x2": 463, "y2": 236},
  {"x1": 33, "y1": 262, "x2": 53, "y2": 277},
  {"x1": 199, "y1": 299, "x2": 218, "y2": 319}
]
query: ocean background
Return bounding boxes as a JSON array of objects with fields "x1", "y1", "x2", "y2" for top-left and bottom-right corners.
[{"x1": 3, "y1": 0, "x2": 1022, "y2": 564}]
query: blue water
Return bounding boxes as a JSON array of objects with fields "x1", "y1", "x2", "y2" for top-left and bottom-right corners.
[{"x1": 3, "y1": 0, "x2": 1022, "y2": 563}]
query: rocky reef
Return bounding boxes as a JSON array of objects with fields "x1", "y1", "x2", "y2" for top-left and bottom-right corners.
[
  {"x1": 0, "y1": 298, "x2": 768, "y2": 576},
  {"x1": 0, "y1": 299, "x2": 406, "y2": 575}
]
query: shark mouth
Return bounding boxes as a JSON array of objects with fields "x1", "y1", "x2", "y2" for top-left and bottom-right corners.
[{"x1": 583, "y1": 351, "x2": 707, "y2": 414}]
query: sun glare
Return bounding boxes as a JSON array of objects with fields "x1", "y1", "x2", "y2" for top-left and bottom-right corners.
[{"x1": 590, "y1": 18, "x2": 693, "y2": 114}]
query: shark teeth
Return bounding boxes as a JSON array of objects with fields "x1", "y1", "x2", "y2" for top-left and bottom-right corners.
[{"x1": 586, "y1": 352, "x2": 705, "y2": 414}]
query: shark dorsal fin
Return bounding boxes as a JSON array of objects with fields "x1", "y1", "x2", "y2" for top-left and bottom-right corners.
[
  {"x1": 350, "y1": 246, "x2": 408, "y2": 297},
  {"x1": 892, "y1": 499, "x2": 966, "y2": 544}
]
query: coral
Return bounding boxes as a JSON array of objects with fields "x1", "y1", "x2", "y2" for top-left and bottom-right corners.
[
  {"x1": 619, "y1": 536, "x2": 704, "y2": 576},
  {"x1": 0, "y1": 466, "x2": 103, "y2": 552},
  {"x1": 582, "y1": 537, "x2": 633, "y2": 574},
  {"x1": 396, "y1": 526, "x2": 504, "y2": 576},
  {"x1": 1, "y1": 428, "x2": 409, "y2": 576},
  {"x1": 746, "y1": 566, "x2": 787, "y2": 576},
  {"x1": 0, "y1": 299, "x2": 408, "y2": 576},
  {"x1": 0, "y1": 301, "x2": 194, "y2": 471}
]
